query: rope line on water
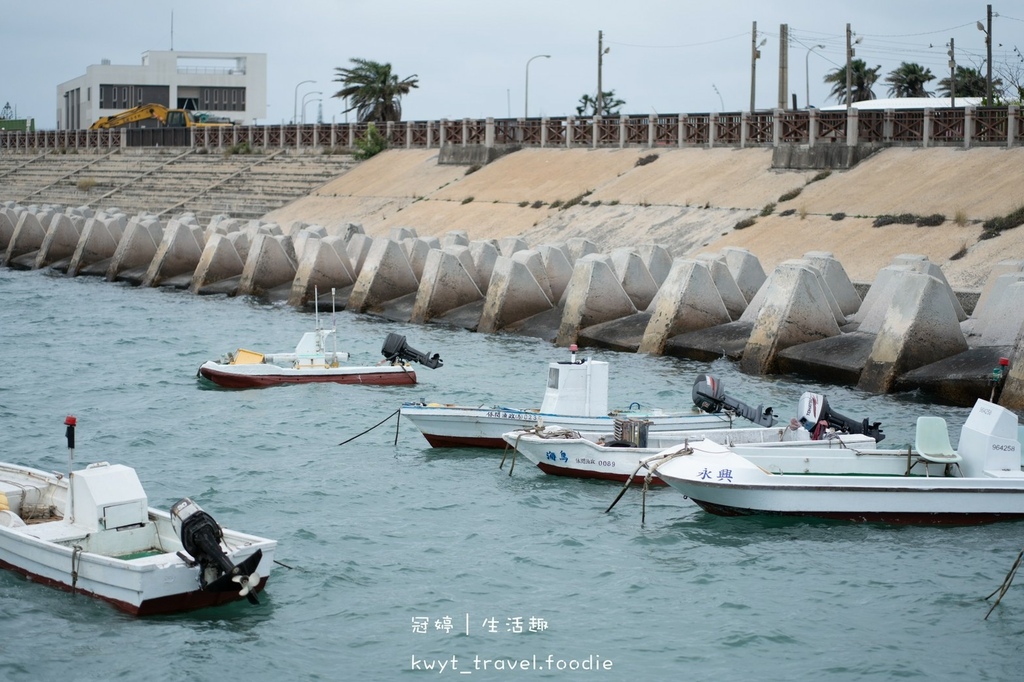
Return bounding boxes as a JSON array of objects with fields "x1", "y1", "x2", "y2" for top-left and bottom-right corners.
[
  {"x1": 985, "y1": 547, "x2": 1024, "y2": 620},
  {"x1": 338, "y1": 409, "x2": 400, "y2": 446}
]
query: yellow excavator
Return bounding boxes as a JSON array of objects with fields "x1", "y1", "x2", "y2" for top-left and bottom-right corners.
[{"x1": 90, "y1": 104, "x2": 234, "y2": 130}]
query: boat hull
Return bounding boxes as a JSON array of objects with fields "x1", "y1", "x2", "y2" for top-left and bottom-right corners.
[
  {"x1": 655, "y1": 442, "x2": 1024, "y2": 526},
  {"x1": 402, "y1": 405, "x2": 735, "y2": 449},
  {"x1": 199, "y1": 362, "x2": 416, "y2": 388}
]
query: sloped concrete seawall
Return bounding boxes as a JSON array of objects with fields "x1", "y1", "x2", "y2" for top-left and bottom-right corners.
[{"x1": 3, "y1": 145, "x2": 1023, "y2": 411}]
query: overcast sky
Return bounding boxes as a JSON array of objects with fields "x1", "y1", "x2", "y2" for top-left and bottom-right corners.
[{"x1": 2, "y1": 1, "x2": 1019, "y2": 128}]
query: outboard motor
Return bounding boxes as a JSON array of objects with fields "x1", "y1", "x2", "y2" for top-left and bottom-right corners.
[
  {"x1": 170, "y1": 498, "x2": 263, "y2": 604},
  {"x1": 692, "y1": 375, "x2": 777, "y2": 427},
  {"x1": 381, "y1": 333, "x2": 443, "y2": 369},
  {"x1": 797, "y1": 392, "x2": 885, "y2": 442}
]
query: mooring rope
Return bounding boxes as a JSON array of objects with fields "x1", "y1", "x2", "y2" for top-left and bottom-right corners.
[
  {"x1": 984, "y1": 548, "x2": 1024, "y2": 620},
  {"x1": 337, "y1": 409, "x2": 401, "y2": 446},
  {"x1": 71, "y1": 545, "x2": 83, "y2": 594}
]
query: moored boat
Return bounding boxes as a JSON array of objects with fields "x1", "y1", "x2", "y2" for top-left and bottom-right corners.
[
  {"x1": 502, "y1": 390, "x2": 884, "y2": 484},
  {"x1": 0, "y1": 416, "x2": 277, "y2": 615},
  {"x1": 646, "y1": 399, "x2": 1024, "y2": 525},
  {"x1": 400, "y1": 350, "x2": 779, "y2": 449},
  {"x1": 198, "y1": 290, "x2": 441, "y2": 388}
]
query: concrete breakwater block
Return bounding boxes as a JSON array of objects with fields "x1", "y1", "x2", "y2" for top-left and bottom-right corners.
[
  {"x1": 639, "y1": 259, "x2": 731, "y2": 355},
  {"x1": 565, "y1": 237, "x2": 599, "y2": 264},
  {"x1": 973, "y1": 260, "x2": 1024, "y2": 318},
  {"x1": 288, "y1": 236, "x2": 356, "y2": 308},
  {"x1": 578, "y1": 312, "x2": 653, "y2": 353},
  {"x1": 802, "y1": 251, "x2": 861, "y2": 318},
  {"x1": 857, "y1": 272, "x2": 969, "y2": 393},
  {"x1": 190, "y1": 233, "x2": 247, "y2": 294},
  {"x1": 469, "y1": 240, "x2": 499, "y2": 295},
  {"x1": 695, "y1": 253, "x2": 748, "y2": 320},
  {"x1": 498, "y1": 236, "x2": 529, "y2": 257},
  {"x1": 292, "y1": 225, "x2": 327, "y2": 264},
  {"x1": 35, "y1": 213, "x2": 83, "y2": 270},
  {"x1": 721, "y1": 247, "x2": 766, "y2": 303},
  {"x1": 556, "y1": 254, "x2": 637, "y2": 347},
  {"x1": 996, "y1": 342, "x2": 1024, "y2": 411},
  {"x1": 477, "y1": 256, "x2": 554, "y2": 334},
  {"x1": 107, "y1": 216, "x2": 163, "y2": 283},
  {"x1": 892, "y1": 254, "x2": 966, "y2": 320},
  {"x1": 402, "y1": 238, "x2": 434, "y2": 281},
  {"x1": 739, "y1": 260, "x2": 842, "y2": 376},
  {"x1": 965, "y1": 276, "x2": 1024, "y2": 346},
  {"x1": 410, "y1": 248, "x2": 483, "y2": 324},
  {"x1": 346, "y1": 233, "x2": 374, "y2": 279},
  {"x1": 538, "y1": 244, "x2": 573, "y2": 303},
  {"x1": 511, "y1": 250, "x2": 555, "y2": 303},
  {"x1": 143, "y1": 219, "x2": 207, "y2": 288},
  {"x1": 3, "y1": 211, "x2": 48, "y2": 267},
  {"x1": 347, "y1": 238, "x2": 420, "y2": 313},
  {"x1": 238, "y1": 234, "x2": 297, "y2": 297},
  {"x1": 638, "y1": 244, "x2": 673, "y2": 287},
  {"x1": 442, "y1": 230, "x2": 469, "y2": 248},
  {"x1": 609, "y1": 248, "x2": 659, "y2": 311},
  {"x1": 0, "y1": 207, "x2": 17, "y2": 251},
  {"x1": 67, "y1": 213, "x2": 126, "y2": 277}
]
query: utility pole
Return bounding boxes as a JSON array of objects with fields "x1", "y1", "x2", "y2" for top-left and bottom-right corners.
[
  {"x1": 750, "y1": 21, "x2": 764, "y2": 112},
  {"x1": 596, "y1": 30, "x2": 605, "y2": 117},
  {"x1": 845, "y1": 23, "x2": 853, "y2": 110},
  {"x1": 986, "y1": 4, "x2": 993, "y2": 104},
  {"x1": 778, "y1": 24, "x2": 789, "y2": 110},
  {"x1": 948, "y1": 38, "x2": 956, "y2": 108}
]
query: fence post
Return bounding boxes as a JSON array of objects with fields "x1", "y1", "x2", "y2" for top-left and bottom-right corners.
[
  {"x1": 427, "y1": 121, "x2": 434, "y2": 149},
  {"x1": 845, "y1": 108, "x2": 859, "y2": 146},
  {"x1": 540, "y1": 118, "x2": 548, "y2": 148},
  {"x1": 964, "y1": 107, "x2": 974, "y2": 149},
  {"x1": 709, "y1": 113, "x2": 717, "y2": 148},
  {"x1": 619, "y1": 114, "x2": 627, "y2": 148},
  {"x1": 647, "y1": 116, "x2": 654, "y2": 148},
  {"x1": 677, "y1": 115, "x2": 685, "y2": 148},
  {"x1": 922, "y1": 109, "x2": 933, "y2": 148},
  {"x1": 1008, "y1": 105, "x2": 1018, "y2": 148},
  {"x1": 566, "y1": 117, "x2": 574, "y2": 148}
]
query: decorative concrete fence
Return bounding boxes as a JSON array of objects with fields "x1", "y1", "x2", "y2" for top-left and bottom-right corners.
[{"x1": 1, "y1": 106, "x2": 1019, "y2": 152}]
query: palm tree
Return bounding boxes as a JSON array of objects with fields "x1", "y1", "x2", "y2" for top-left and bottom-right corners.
[
  {"x1": 823, "y1": 59, "x2": 881, "y2": 104},
  {"x1": 332, "y1": 58, "x2": 419, "y2": 123},
  {"x1": 937, "y1": 66, "x2": 1002, "y2": 99},
  {"x1": 885, "y1": 62, "x2": 935, "y2": 98},
  {"x1": 576, "y1": 90, "x2": 625, "y2": 117}
]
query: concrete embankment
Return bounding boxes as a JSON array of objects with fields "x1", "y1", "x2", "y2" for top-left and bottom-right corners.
[{"x1": 3, "y1": 145, "x2": 1023, "y2": 410}]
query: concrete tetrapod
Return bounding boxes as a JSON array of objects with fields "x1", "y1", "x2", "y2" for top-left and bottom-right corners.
[
  {"x1": 638, "y1": 259, "x2": 732, "y2": 355},
  {"x1": 739, "y1": 260, "x2": 842, "y2": 376},
  {"x1": 556, "y1": 254, "x2": 638, "y2": 347},
  {"x1": 288, "y1": 236, "x2": 356, "y2": 308},
  {"x1": 346, "y1": 238, "x2": 420, "y2": 314},
  {"x1": 237, "y1": 233, "x2": 297, "y2": 298},
  {"x1": 107, "y1": 216, "x2": 163, "y2": 283},
  {"x1": 35, "y1": 213, "x2": 83, "y2": 270},
  {"x1": 410, "y1": 248, "x2": 483, "y2": 325},
  {"x1": 477, "y1": 255, "x2": 554, "y2": 334},
  {"x1": 857, "y1": 271, "x2": 969, "y2": 393},
  {"x1": 67, "y1": 213, "x2": 126, "y2": 277},
  {"x1": 142, "y1": 219, "x2": 206, "y2": 288},
  {"x1": 609, "y1": 248, "x2": 659, "y2": 311},
  {"x1": 3, "y1": 210, "x2": 49, "y2": 268}
]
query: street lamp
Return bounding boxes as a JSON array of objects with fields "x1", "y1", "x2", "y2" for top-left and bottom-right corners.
[
  {"x1": 524, "y1": 54, "x2": 550, "y2": 119},
  {"x1": 977, "y1": 4, "x2": 994, "y2": 104},
  {"x1": 293, "y1": 79, "x2": 315, "y2": 124},
  {"x1": 712, "y1": 84, "x2": 725, "y2": 111},
  {"x1": 301, "y1": 91, "x2": 322, "y2": 124},
  {"x1": 805, "y1": 44, "x2": 825, "y2": 108}
]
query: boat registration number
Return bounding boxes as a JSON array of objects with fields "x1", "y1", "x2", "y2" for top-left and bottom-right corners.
[{"x1": 485, "y1": 411, "x2": 538, "y2": 421}]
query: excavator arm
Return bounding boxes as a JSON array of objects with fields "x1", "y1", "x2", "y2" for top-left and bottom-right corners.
[{"x1": 90, "y1": 104, "x2": 170, "y2": 129}]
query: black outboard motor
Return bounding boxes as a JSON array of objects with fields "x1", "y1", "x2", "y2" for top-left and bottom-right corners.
[
  {"x1": 381, "y1": 333, "x2": 443, "y2": 369},
  {"x1": 691, "y1": 375, "x2": 777, "y2": 427},
  {"x1": 170, "y1": 498, "x2": 263, "y2": 604},
  {"x1": 798, "y1": 392, "x2": 885, "y2": 442}
]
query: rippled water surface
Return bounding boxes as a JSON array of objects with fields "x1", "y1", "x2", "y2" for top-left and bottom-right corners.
[{"x1": 1, "y1": 268, "x2": 1022, "y2": 681}]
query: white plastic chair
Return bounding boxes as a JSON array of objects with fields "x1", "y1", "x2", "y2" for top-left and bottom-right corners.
[{"x1": 915, "y1": 416, "x2": 962, "y2": 476}]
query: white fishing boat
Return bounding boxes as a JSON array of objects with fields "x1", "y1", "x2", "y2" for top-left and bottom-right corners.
[
  {"x1": 0, "y1": 416, "x2": 277, "y2": 615},
  {"x1": 198, "y1": 289, "x2": 442, "y2": 389},
  {"x1": 645, "y1": 399, "x2": 1024, "y2": 525},
  {"x1": 401, "y1": 352, "x2": 778, "y2": 449},
  {"x1": 502, "y1": 391, "x2": 884, "y2": 484}
]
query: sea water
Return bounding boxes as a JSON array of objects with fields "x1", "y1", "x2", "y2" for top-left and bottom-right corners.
[{"x1": 1, "y1": 267, "x2": 1021, "y2": 681}]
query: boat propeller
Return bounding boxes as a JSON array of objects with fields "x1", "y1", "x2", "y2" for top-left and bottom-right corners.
[
  {"x1": 691, "y1": 375, "x2": 777, "y2": 427},
  {"x1": 381, "y1": 333, "x2": 443, "y2": 369},
  {"x1": 170, "y1": 498, "x2": 263, "y2": 605}
]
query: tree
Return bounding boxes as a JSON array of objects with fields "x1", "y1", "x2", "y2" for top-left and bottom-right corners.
[
  {"x1": 332, "y1": 58, "x2": 419, "y2": 123},
  {"x1": 937, "y1": 65, "x2": 1002, "y2": 99},
  {"x1": 576, "y1": 90, "x2": 625, "y2": 117},
  {"x1": 884, "y1": 62, "x2": 935, "y2": 98},
  {"x1": 823, "y1": 59, "x2": 881, "y2": 104}
]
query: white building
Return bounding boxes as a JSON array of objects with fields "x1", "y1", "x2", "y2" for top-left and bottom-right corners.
[{"x1": 56, "y1": 50, "x2": 267, "y2": 129}]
